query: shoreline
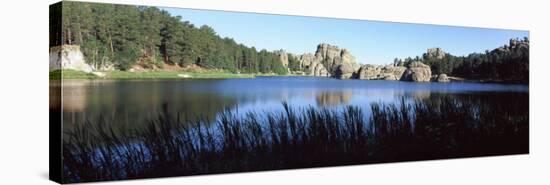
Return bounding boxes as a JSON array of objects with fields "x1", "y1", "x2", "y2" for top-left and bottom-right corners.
[
  {"x1": 50, "y1": 70, "x2": 260, "y2": 80},
  {"x1": 49, "y1": 70, "x2": 529, "y2": 84}
]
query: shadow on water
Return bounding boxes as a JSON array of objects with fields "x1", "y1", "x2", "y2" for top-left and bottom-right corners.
[{"x1": 60, "y1": 92, "x2": 528, "y2": 183}]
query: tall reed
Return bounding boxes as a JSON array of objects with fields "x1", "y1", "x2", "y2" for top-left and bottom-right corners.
[{"x1": 62, "y1": 93, "x2": 528, "y2": 183}]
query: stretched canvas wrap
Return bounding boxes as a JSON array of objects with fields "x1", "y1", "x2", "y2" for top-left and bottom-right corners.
[{"x1": 49, "y1": 1, "x2": 529, "y2": 183}]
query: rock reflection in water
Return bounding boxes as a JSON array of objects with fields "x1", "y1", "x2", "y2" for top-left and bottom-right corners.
[
  {"x1": 53, "y1": 77, "x2": 528, "y2": 132},
  {"x1": 407, "y1": 90, "x2": 431, "y2": 100},
  {"x1": 315, "y1": 91, "x2": 353, "y2": 107}
]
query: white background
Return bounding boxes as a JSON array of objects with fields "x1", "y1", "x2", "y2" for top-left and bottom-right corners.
[{"x1": 0, "y1": 0, "x2": 549, "y2": 184}]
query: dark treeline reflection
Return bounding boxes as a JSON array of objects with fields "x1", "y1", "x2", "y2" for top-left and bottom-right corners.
[
  {"x1": 54, "y1": 80, "x2": 241, "y2": 130},
  {"x1": 61, "y1": 92, "x2": 528, "y2": 183},
  {"x1": 53, "y1": 78, "x2": 528, "y2": 132}
]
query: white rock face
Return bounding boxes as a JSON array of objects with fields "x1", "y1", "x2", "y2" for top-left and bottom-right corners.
[{"x1": 49, "y1": 45, "x2": 93, "y2": 72}]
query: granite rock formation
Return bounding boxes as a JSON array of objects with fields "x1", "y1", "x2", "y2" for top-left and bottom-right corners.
[
  {"x1": 275, "y1": 49, "x2": 289, "y2": 67},
  {"x1": 334, "y1": 62, "x2": 357, "y2": 79},
  {"x1": 294, "y1": 53, "x2": 329, "y2": 76},
  {"x1": 287, "y1": 43, "x2": 359, "y2": 77},
  {"x1": 314, "y1": 43, "x2": 358, "y2": 74},
  {"x1": 402, "y1": 61, "x2": 432, "y2": 82},
  {"x1": 436, "y1": 73, "x2": 450, "y2": 82},
  {"x1": 424, "y1": 47, "x2": 446, "y2": 60},
  {"x1": 357, "y1": 64, "x2": 407, "y2": 80}
]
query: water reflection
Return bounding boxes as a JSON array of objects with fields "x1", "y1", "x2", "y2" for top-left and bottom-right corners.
[
  {"x1": 53, "y1": 77, "x2": 528, "y2": 129},
  {"x1": 408, "y1": 91, "x2": 431, "y2": 100},
  {"x1": 315, "y1": 91, "x2": 353, "y2": 107}
]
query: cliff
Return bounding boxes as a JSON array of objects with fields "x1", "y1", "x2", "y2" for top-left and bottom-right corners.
[
  {"x1": 49, "y1": 45, "x2": 93, "y2": 72},
  {"x1": 286, "y1": 43, "x2": 359, "y2": 78},
  {"x1": 314, "y1": 43, "x2": 359, "y2": 74}
]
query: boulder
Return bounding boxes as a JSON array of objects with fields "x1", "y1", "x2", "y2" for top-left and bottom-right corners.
[
  {"x1": 49, "y1": 45, "x2": 93, "y2": 72},
  {"x1": 357, "y1": 64, "x2": 382, "y2": 80},
  {"x1": 334, "y1": 63, "x2": 356, "y2": 79},
  {"x1": 402, "y1": 61, "x2": 432, "y2": 82},
  {"x1": 381, "y1": 66, "x2": 407, "y2": 80},
  {"x1": 436, "y1": 74, "x2": 450, "y2": 82},
  {"x1": 357, "y1": 64, "x2": 406, "y2": 80}
]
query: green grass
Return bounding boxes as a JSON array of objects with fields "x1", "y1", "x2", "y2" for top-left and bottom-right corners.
[
  {"x1": 179, "y1": 72, "x2": 255, "y2": 79},
  {"x1": 50, "y1": 70, "x2": 98, "y2": 80},
  {"x1": 49, "y1": 70, "x2": 256, "y2": 80}
]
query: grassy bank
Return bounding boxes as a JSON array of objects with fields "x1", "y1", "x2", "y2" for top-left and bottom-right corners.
[
  {"x1": 50, "y1": 70, "x2": 257, "y2": 80},
  {"x1": 61, "y1": 94, "x2": 528, "y2": 183},
  {"x1": 49, "y1": 69, "x2": 97, "y2": 80},
  {"x1": 106, "y1": 71, "x2": 255, "y2": 79}
]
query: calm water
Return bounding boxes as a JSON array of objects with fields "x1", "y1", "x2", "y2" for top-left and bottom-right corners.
[{"x1": 51, "y1": 76, "x2": 528, "y2": 127}]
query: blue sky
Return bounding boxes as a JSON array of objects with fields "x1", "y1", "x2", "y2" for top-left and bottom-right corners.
[{"x1": 164, "y1": 7, "x2": 529, "y2": 65}]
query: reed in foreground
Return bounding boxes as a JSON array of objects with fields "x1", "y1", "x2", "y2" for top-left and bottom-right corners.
[{"x1": 62, "y1": 94, "x2": 528, "y2": 183}]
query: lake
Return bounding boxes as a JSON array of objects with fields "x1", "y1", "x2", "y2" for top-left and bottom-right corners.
[
  {"x1": 51, "y1": 76, "x2": 528, "y2": 129},
  {"x1": 54, "y1": 76, "x2": 529, "y2": 182}
]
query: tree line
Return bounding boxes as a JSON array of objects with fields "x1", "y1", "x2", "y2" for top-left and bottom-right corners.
[
  {"x1": 50, "y1": 2, "x2": 288, "y2": 74},
  {"x1": 393, "y1": 37, "x2": 529, "y2": 83}
]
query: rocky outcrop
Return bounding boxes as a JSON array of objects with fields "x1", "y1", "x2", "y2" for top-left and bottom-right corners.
[
  {"x1": 424, "y1": 48, "x2": 446, "y2": 60},
  {"x1": 288, "y1": 43, "x2": 359, "y2": 77},
  {"x1": 275, "y1": 49, "x2": 289, "y2": 67},
  {"x1": 357, "y1": 64, "x2": 382, "y2": 80},
  {"x1": 297, "y1": 53, "x2": 316, "y2": 70},
  {"x1": 277, "y1": 44, "x2": 437, "y2": 83},
  {"x1": 49, "y1": 45, "x2": 93, "y2": 72},
  {"x1": 314, "y1": 43, "x2": 358, "y2": 74},
  {"x1": 435, "y1": 74, "x2": 450, "y2": 82},
  {"x1": 402, "y1": 61, "x2": 432, "y2": 82},
  {"x1": 295, "y1": 53, "x2": 329, "y2": 76},
  {"x1": 334, "y1": 63, "x2": 357, "y2": 79},
  {"x1": 356, "y1": 64, "x2": 407, "y2": 80},
  {"x1": 383, "y1": 66, "x2": 408, "y2": 80},
  {"x1": 281, "y1": 43, "x2": 439, "y2": 83},
  {"x1": 312, "y1": 62, "x2": 329, "y2": 76},
  {"x1": 494, "y1": 38, "x2": 529, "y2": 54}
]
